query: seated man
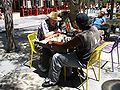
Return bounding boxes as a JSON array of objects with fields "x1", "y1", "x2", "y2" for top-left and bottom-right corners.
[
  {"x1": 41, "y1": 13, "x2": 101, "y2": 87},
  {"x1": 93, "y1": 11, "x2": 106, "y2": 30},
  {"x1": 35, "y1": 11, "x2": 62, "y2": 72},
  {"x1": 58, "y1": 11, "x2": 82, "y2": 36},
  {"x1": 58, "y1": 11, "x2": 73, "y2": 33},
  {"x1": 92, "y1": 11, "x2": 109, "y2": 40}
]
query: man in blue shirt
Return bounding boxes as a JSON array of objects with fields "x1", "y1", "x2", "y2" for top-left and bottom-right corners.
[
  {"x1": 93, "y1": 11, "x2": 106, "y2": 30},
  {"x1": 93, "y1": 11, "x2": 109, "y2": 40}
]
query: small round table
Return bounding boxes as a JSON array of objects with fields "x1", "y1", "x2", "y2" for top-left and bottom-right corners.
[{"x1": 102, "y1": 79, "x2": 120, "y2": 90}]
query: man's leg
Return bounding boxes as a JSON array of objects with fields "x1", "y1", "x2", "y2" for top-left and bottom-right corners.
[
  {"x1": 98, "y1": 30, "x2": 105, "y2": 43},
  {"x1": 38, "y1": 47, "x2": 53, "y2": 72},
  {"x1": 42, "y1": 52, "x2": 85, "y2": 87}
]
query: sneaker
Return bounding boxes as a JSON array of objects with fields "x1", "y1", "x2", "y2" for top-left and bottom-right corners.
[
  {"x1": 42, "y1": 78, "x2": 57, "y2": 87},
  {"x1": 38, "y1": 64, "x2": 47, "y2": 72}
]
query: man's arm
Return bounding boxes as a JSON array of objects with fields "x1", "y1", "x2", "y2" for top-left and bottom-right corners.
[
  {"x1": 48, "y1": 34, "x2": 83, "y2": 50},
  {"x1": 44, "y1": 31, "x2": 55, "y2": 38},
  {"x1": 101, "y1": 17, "x2": 106, "y2": 26}
]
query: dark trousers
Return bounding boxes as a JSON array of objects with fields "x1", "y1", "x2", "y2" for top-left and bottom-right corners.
[{"x1": 41, "y1": 47, "x2": 53, "y2": 69}]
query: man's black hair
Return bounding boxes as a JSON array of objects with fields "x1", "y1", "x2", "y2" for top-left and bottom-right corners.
[{"x1": 76, "y1": 13, "x2": 90, "y2": 30}]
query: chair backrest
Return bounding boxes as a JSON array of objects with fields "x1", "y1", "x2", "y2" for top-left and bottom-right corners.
[
  {"x1": 111, "y1": 36, "x2": 120, "y2": 51},
  {"x1": 87, "y1": 42, "x2": 108, "y2": 67},
  {"x1": 27, "y1": 32, "x2": 37, "y2": 53}
]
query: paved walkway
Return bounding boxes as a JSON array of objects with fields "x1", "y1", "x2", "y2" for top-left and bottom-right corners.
[
  {"x1": 0, "y1": 13, "x2": 120, "y2": 90},
  {"x1": 0, "y1": 13, "x2": 47, "y2": 32},
  {"x1": 0, "y1": 40, "x2": 120, "y2": 90}
]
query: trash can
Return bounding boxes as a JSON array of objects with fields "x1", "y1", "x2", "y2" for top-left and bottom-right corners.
[{"x1": 102, "y1": 79, "x2": 120, "y2": 90}]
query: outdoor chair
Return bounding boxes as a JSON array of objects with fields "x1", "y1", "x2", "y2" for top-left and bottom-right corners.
[
  {"x1": 64, "y1": 42, "x2": 108, "y2": 90},
  {"x1": 27, "y1": 32, "x2": 37, "y2": 68},
  {"x1": 102, "y1": 36, "x2": 120, "y2": 72}
]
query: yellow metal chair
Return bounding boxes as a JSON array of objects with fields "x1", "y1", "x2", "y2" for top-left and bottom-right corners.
[
  {"x1": 64, "y1": 42, "x2": 108, "y2": 90},
  {"x1": 77, "y1": 42, "x2": 108, "y2": 90},
  {"x1": 27, "y1": 32, "x2": 37, "y2": 68}
]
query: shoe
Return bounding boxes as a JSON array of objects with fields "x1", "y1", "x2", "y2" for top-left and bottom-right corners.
[
  {"x1": 38, "y1": 64, "x2": 47, "y2": 72},
  {"x1": 42, "y1": 78, "x2": 56, "y2": 87}
]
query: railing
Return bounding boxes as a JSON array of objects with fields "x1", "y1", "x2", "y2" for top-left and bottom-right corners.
[{"x1": 20, "y1": 5, "x2": 69, "y2": 17}]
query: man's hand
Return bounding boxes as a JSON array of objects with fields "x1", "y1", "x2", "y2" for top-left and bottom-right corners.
[
  {"x1": 47, "y1": 40, "x2": 53, "y2": 45},
  {"x1": 34, "y1": 38, "x2": 39, "y2": 42},
  {"x1": 101, "y1": 22, "x2": 106, "y2": 26},
  {"x1": 47, "y1": 40, "x2": 64, "y2": 46},
  {"x1": 44, "y1": 31, "x2": 55, "y2": 38},
  {"x1": 54, "y1": 30, "x2": 61, "y2": 34}
]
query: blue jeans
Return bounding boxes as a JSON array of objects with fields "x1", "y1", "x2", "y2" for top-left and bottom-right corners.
[
  {"x1": 94, "y1": 25, "x2": 108, "y2": 30},
  {"x1": 47, "y1": 51, "x2": 86, "y2": 83}
]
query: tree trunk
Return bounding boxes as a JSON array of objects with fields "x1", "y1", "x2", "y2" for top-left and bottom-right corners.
[
  {"x1": 1, "y1": 0, "x2": 16, "y2": 52},
  {"x1": 67, "y1": 0, "x2": 80, "y2": 28}
]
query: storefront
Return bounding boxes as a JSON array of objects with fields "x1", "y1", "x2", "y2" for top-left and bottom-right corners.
[{"x1": 1, "y1": 0, "x2": 69, "y2": 16}]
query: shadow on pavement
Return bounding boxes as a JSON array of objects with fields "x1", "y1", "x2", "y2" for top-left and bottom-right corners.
[
  {"x1": 58, "y1": 72, "x2": 86, "y2": 88},
  {"x1": 31, "y1": 60, "x2": 85, "y2": 88},
  {"x1": 32, "y1": 60, "x2": 48, "y2": 78}
]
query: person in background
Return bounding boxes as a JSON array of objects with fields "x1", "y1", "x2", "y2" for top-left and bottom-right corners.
[
  {"x1": 92, "y1": 11, "x2": 108, "y2": 40},
  {"x1": 58, "y1": 11, "x2": 74, "y2": 33},
  {"x1": 58, "y1": 11, "x2": 82, "y2": 37},
  {"x1": 93, "y1": 11, "x2": 106, "y2": 30},
  {"x1": 41, "y1": 13, "x2": 101, "y2": 87},
  {"x1": 106, "y1": 7, "x2": 111, "y2": 17},
  {"x1": 0, "y1": 9, "x2": 2, "y2": 19},
  {"x1": 116, "y1": 4, "x2": 120, "y2": 13},
  {"x1": 35, "y1": 11, "x2": 62, "y2": 72}
]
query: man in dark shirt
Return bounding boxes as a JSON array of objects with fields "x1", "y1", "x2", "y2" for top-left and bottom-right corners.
[{"x1": 42, "y1": 13, "x2": 101, "y2": 87}]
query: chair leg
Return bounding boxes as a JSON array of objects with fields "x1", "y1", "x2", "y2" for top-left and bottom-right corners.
[
  {"x1": 111, "y1": 52, "x2": 114, "y2": 72},
  {"x1": 30, "y1": 51, "x2": 33, "y2": 69},
  {"x1": 86, "y1": 67, "x2": 88, "y2": 90},
  {"x1": 92, "y1": 65, "x2": 98, "y2": 80},
  {"x1": 117, "y1": 46, "x2": 119, "y2": 64},
  {"x1": 77, "y1": 69, "x2": 85, "y2": 90},
  {"x1": 98, "y1": 59, "x2": 100, "y2": 81},
  {"x1": 64, "y1": 66, "x2": 67, "y2": 81}
]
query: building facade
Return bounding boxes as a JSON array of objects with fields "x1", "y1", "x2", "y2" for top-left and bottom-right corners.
[{"x1": 12, "y1": 0, "x2": 65, "y2": 11}]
